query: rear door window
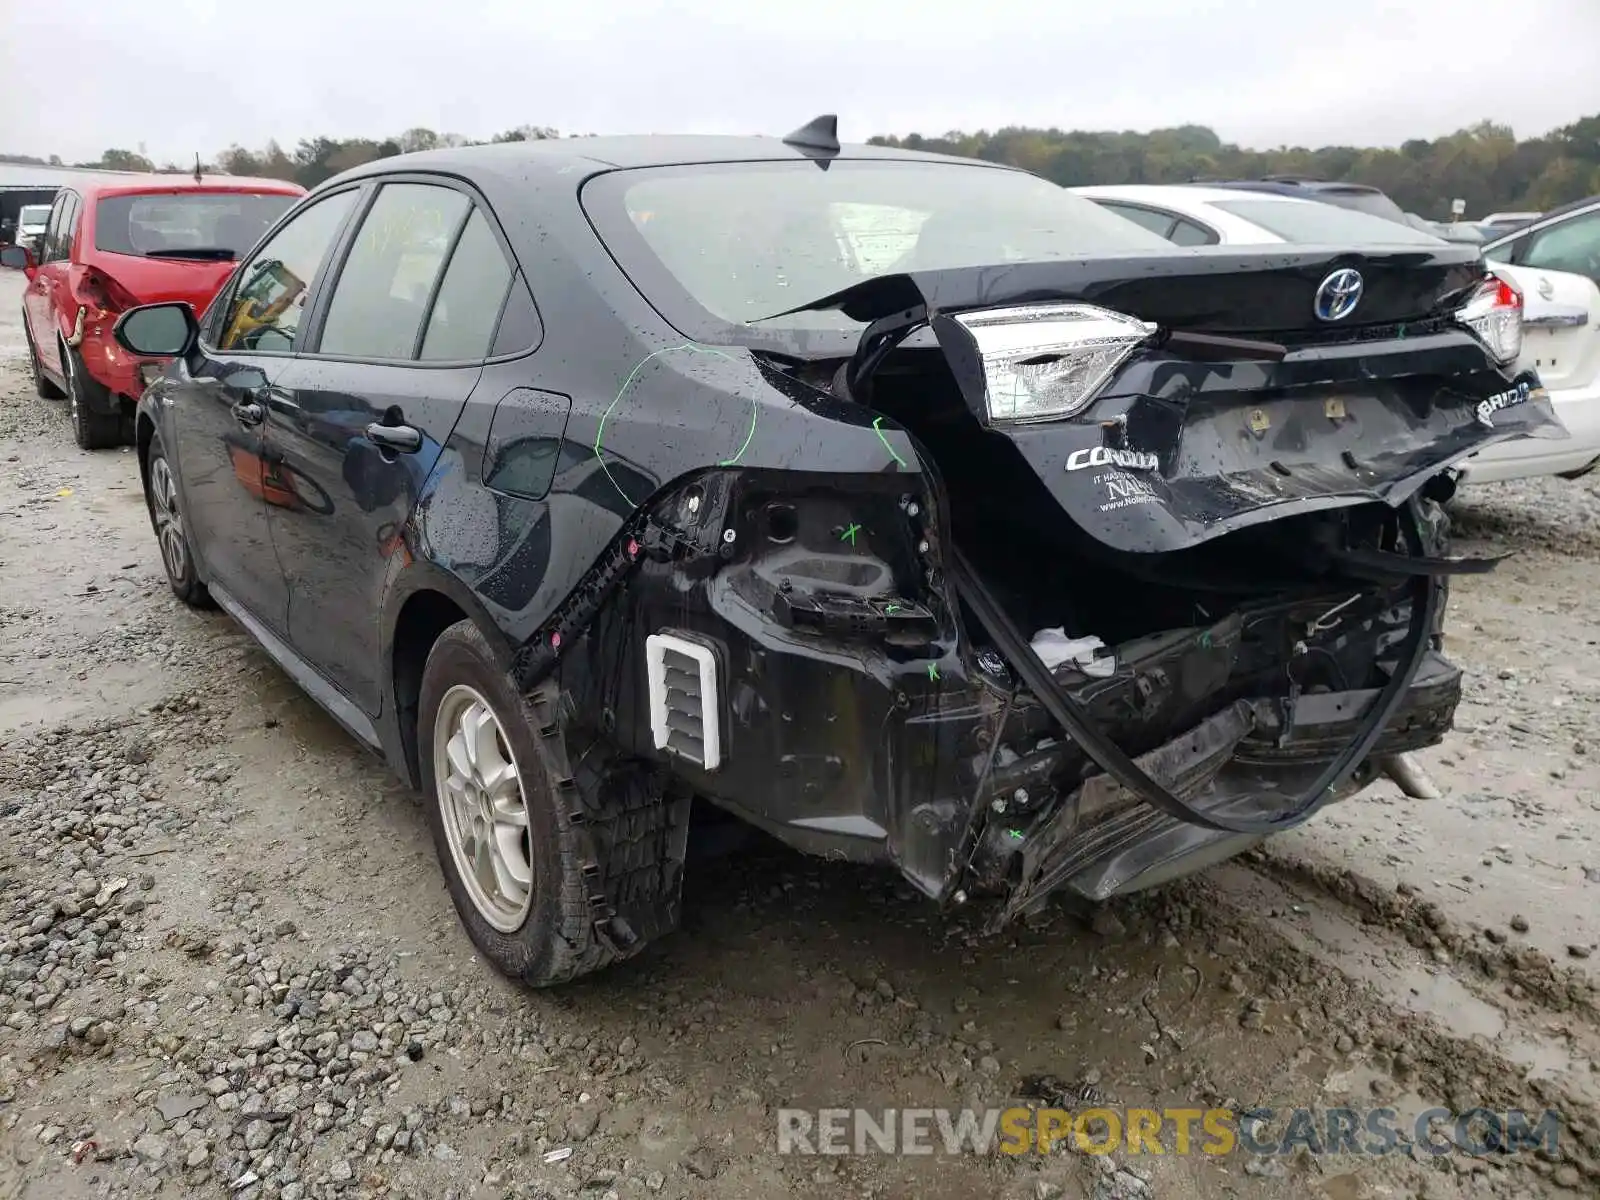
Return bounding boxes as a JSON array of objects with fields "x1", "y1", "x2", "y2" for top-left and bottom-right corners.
[
  {"x1": 215, "y1": 190, "x2": 360, "y2": 354},
  {"x1": 318, "y1": 183, "x2": 470, "y2": 361}
]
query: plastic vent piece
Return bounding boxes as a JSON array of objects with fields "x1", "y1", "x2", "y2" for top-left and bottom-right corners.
[{"x1": 645, "y1": 633, "x2": 721, "y2": 771}]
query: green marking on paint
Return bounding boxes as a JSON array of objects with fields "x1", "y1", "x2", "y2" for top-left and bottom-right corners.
[
  {"x1": 840, "y1": 522, "x2": 862, "y2": 546},
  {"x1": 1007, "y1": 829, "x2": 1026, "y2": 841},
  {"x1": 719, "y1": 396, "x2": 758, "y2": 467},
  {"x1": 927, "y1": 663, "x2": 940, "y2": 681},
  {"x1": 886, "y1": 603, "x2": 902, "y2": 614},
  {"x1": 872, "y1": 416, "x2": 909, "y2": 469},
  {"x1": 596, "y1": 342, "x2": 742, "y2": 504},
  {"x1": 1200, "y1": 632, "x2": 1213, "y2": 649}
]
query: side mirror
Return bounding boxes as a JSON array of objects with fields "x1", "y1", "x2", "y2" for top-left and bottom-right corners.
[
  {"x1": 0, "y1": 244, "x2": 35, "y2": 276},
  {"x1": 114, "y1": 302, "x2": 200, "y2": 358}
]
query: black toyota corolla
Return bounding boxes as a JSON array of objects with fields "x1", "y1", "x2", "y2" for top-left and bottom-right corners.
[{"x1": 112, "y1": 118, "x2": 1564, "y2": 986}]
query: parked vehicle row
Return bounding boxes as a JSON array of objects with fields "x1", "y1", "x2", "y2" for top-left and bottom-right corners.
[
  {"x1": 0, "y1": 125, "x2": 1572, "y2": 989},
  {"x1": 2, "y1": 174, "x2": 304, "y2": 447},
  {"x1": 1074, "y1": 183, "x2": 1600, "y2": 486}
]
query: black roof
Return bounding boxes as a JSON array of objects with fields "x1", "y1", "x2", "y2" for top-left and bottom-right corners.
[{"x1": 326, "y1": 134, "x2": 999, "y2": 188}]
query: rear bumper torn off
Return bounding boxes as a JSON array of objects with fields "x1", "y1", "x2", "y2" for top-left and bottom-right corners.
[{"x1": 988, "y1": 649, "x2": 1459, "y2": 916}]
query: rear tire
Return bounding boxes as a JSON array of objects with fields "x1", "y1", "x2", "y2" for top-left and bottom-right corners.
[
  {"x1": 64, "y1": 344, "x2": 123, "y2": 450},
  {"x1": 24, "y1": 317, "x2": 64, "y2": 400},
  {"x1": 143, "y1": 429, "x2": 213, "y2": 609},
  {"x1": 418, "y1": 620, "x2": 687, "y2": 987}
]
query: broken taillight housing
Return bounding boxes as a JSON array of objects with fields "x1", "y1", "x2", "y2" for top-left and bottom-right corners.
[
  {"x1": 942, "y1": 303, "x2": 1157, "y2": 424},
  {"x1": 1455, "y1": 273, "x2": 1523, "y2": 366}
]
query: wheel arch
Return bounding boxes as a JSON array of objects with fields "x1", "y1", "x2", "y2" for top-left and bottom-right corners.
[{"x1": 383, "y1": 562, "x2": 516, "y2": 789}]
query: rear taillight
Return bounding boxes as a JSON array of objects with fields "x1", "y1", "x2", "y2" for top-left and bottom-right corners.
[
  {"x1": 1455, "y1": 273, "x2": 1523, "y2": 366},
  {"x1": 936, "y1": 303, "x2": 1158, "y2": 424}
]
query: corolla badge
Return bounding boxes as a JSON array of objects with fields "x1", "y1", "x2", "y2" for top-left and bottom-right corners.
[{"x1": 1313, "y1": 268, "x2": 1364, "y2": 322}]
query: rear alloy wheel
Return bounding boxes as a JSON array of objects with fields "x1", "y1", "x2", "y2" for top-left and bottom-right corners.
[
  {"x1": 64, "y1": 343, "x2": 124, "y2": 450},
  {"x1": 434, "y1": 683, "x2": 535, "y2": 932},
  {"x1": 144, "y1": 433, "x2": 211, "y2": 608},
  {"x1": 418, "y1": 620, "x2": 686, "y2": 987},
  {"x1": 23, "y1": 317, "x2": 64, "y2": 400}
]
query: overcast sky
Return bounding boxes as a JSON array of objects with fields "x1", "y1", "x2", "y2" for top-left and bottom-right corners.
[{"x1": 4, "y1": 0, "x2": 1599, "y2": 165}]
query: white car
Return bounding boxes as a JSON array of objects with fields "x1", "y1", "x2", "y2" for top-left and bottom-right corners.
[
  {"x1": 1070, "y1": 184, "x2": 1447, "y2": 248},
  {"x1": 13, "y1": 203, "x2": 51, "y2": 256},
  {"x1": 1471, "y1": 197, "x2": 1600, "y2": 483},
  {"x1": 1077, "y1": 184, "x2": 1598, "y2": 485}
]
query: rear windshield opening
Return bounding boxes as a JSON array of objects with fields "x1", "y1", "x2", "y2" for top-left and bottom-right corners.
[
  {"x1": 95, "y1": 191, "x2": 298, "y2": 259},
  {"x1": 1209, "y1": 199, "x2": 1442, "y2": 245},
  {"x1": 582, "y1": 160, "x2": 1176, "y2": 337}
]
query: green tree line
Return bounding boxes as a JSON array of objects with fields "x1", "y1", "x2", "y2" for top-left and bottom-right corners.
[
  {"x1": 870, "y1": 116, "x2": 1600, "y2": 217},
  {"x1": 10, "y1": 113, "x2": 1600, "y2": 217}
]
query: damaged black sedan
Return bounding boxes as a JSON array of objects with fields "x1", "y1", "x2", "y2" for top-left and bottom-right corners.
[{"x1": 114, "y1": 119, "x2": 1565, "y2": 985}]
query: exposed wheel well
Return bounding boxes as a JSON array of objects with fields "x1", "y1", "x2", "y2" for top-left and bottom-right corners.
[{"x1": 392, "y1": 590, "x2": 469, "y2": 786}]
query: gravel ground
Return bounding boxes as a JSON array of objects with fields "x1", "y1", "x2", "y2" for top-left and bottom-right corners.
[{"x1": 0, "y1": 269, "x2": 1597, "y2": 1199}]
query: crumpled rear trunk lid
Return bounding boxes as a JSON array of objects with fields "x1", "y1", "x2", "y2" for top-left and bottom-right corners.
[{"x1": 800, "y1": 246, "x2": 1563, "y2": 554}]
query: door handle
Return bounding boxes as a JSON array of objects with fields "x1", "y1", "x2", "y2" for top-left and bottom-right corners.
[
  {"x1": 231, "y1": 401, "x2": 265, "y2": 427},
  {"x1": 366, "y1": 422, "x2": 423, "y2": 454}
]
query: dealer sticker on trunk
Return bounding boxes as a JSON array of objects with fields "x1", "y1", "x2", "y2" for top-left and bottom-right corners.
[{"x1": 1093, "y1": 470, "x2": 1159, "y2": 513}]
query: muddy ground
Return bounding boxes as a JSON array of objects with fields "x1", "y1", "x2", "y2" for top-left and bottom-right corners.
[{"x1": 0, "y1": 268, "x2": 1596, "y2": 1200}]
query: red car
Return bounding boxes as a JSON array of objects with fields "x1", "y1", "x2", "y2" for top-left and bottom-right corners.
[{"x1": 2, "y1": 174, "x2": 305, "y2": 448}]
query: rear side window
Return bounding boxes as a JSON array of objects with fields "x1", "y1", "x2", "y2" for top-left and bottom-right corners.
[
  {"x1": 215, "y1": 190, "x2": 359, "y2": 353},
  {"x1": 491, "y1": 279, "x2": 540, "y2": 356},
  {"x1": 43, "y1": 192, "x2": 78, "y2": 263},
  {"x1": 1169, "y1": 218, "x2": 1216, "y2": 246},
  {"x1": 1098, "y1": 202, "x2": 1175, "y2": 238},
  {"x1": 57, "y1": 193, "x2": 80, "y2": 261},
  {"x1": 419, "y1": 209, "x2": 514, "y2": 360},
  {"x1": 95, "y1": 192, "x2": 297, "y2": 258},
  {"x1": 319, "y1": 183, "x2": 471, "y2": 360}
]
